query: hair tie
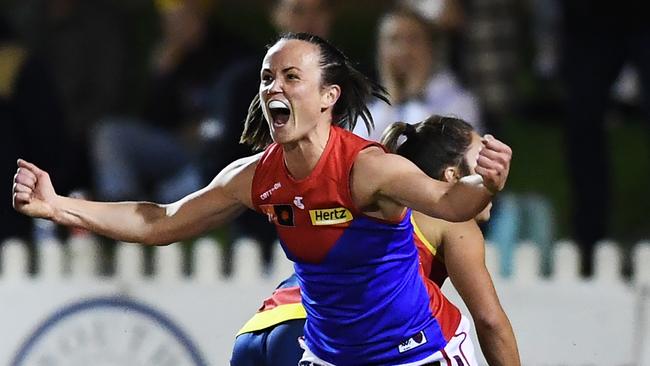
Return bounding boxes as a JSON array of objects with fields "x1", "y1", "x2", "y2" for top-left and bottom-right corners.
[
  {"x1": 404, "y1": 123, "x2": 417, "y2": 138},
  {"x1": 394, "y1": 122, "x2": 416, "y2": 151}
]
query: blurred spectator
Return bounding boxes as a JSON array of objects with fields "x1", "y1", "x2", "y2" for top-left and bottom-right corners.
[
  {"x1": 458, "y1": 0, "x2": 519, "y2": 133},
  {"x1": 10, "y1": 0, "x2": 127, "y2": 194},
  {"x1": 88, "y1": 0, "x2": 257, "y2": 275},
  {"x1": 271, "y1": 0, "x2": 333, "y2": 38},
  {"x1": 530, "y1": 0, "x2": 561, "y2": 82},
  {"x1": 0, "y1": 17, "x2": 65, "y2": 248},
  {"x1": 448, "y1": 0, "x2": 556, "y2": 277},
  {"x1": 353, "y1": 5, "x2": 483, "y2": 143},
  {"x1": 92, "y1": 0, "x2": 252, "y2": 204},
  {"x1": 560, "y1": 0, "x2": 650, "y2": 276}
]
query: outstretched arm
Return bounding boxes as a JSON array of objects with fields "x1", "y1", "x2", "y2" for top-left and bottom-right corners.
[
  {"x1": 12, "y1": 155, "x2": 259, "y2": 245},
  {"x1": 443, "y1": 220, "x2": 521, "y2": 366}
]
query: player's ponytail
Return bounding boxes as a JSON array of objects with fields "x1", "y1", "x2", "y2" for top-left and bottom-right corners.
[
  {"x1": 241, "y1": 94, "x2": 270, "y2": 151},
  {"x1": 380, "y1": 121, "x2": 416, "y2": 153},
  {"x1": 381, "y1": 115, "x2": 475, "y2": 180}
]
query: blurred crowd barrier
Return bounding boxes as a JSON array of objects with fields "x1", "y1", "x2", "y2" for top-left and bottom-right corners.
[{"x1": 1, "y1": 237, "x2": 649, "y2": 365}]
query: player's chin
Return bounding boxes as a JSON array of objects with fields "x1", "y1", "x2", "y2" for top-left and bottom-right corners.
[
  {"x1": 269, "y1": 130, "x2": 293, "y2": 145},
  {"x1": 475, "y1": 213, "x2": 490, "y2": 223},
  {"x1": 475, "y1": 204, "x2": 492, "y2": 223}
]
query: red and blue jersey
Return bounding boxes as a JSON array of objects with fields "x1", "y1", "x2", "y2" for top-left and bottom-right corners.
[{"x1": 251, "y1": 126, "x2": 460, "y2": 365}]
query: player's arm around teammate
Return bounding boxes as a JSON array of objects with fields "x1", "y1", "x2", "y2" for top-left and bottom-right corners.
[
  {"x1": 12, "y1": 154, "x2": 261, "y2": 245},
  {"x1": 350, "y1": 134, "x2": 511, "y2": 223}
]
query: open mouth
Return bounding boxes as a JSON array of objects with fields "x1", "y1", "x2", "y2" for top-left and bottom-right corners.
[{"x1": 268, "y1": 100, "x2": 291, "y2": 127}]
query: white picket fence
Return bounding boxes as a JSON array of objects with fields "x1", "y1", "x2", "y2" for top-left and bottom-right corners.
[{"x1": 1, "y1": 236, "x2": 649, "y2": 365}]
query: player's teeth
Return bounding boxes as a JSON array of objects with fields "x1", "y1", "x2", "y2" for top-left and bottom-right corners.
[{"x1": 269, "y1": 100, "x2": 289, "y2": 109}]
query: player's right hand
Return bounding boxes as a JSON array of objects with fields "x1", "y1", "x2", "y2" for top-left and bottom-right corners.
[
  {"x1": 476, "y1": 135, "x2": 512, "y2": 195},
  {"x1": 12, "y1": 159, "x2": 58, "y2": 220}
]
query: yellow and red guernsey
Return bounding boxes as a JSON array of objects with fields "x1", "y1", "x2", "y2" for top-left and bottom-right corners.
[{"x1": 237, "y1": 274, "x2": 304, "y2": 336}]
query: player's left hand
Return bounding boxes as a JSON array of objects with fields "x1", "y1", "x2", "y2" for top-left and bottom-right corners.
[{"x1": 475, "y1": 135, "x2": 512, "y2": 195}]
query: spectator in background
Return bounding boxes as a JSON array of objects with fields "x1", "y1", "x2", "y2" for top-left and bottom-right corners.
[
  {"x1": 10, "y1": 0, "x2": 127, "y2": 195},
  {"x1": 561, "y1": 0, "x2": 650, "y2": 276},
  {"x1": 455, "y1": 0, "x2": 556, "y2": 277},
  {"x1": 92, "y1": 0, "x2": 252, "y2": 204},
  {"x1": 89, "y1": 0, "x2": 256, "y2": 274},
  {"x1": 0, "y1": 17, "x2": 65, "y2": 247},
  {"x1": 270, "y1": 0, "x2": 333, "y2": 38},
  {"x1": 353, "y1": 4, "x2": 483, "y2": 141},
  {"x1": 457, "y1": 0, "x2": 519, "y2": 134}
]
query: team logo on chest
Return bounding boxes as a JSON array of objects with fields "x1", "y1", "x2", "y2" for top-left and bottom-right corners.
[
  {"x1": 293, "y1": 196, "x2": 305, "y2": 209},
  {"x1": 260, "y1": 204, "x2": 295, "y2": 226},
  {"x1": 309, "y1": 207, "x2": 353, "y2": 226}
]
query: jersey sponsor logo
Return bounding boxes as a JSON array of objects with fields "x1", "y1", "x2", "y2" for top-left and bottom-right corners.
[
  {"x1": 309, "y1": 207, "x2": 353, "y2": 226},
  {"x1": 293, "y1": 196, "x2": 305, "y2": 209},
  {"x1": 260, "y1": 204, "x2": 295, "y2": 226},
  {"x1": 260, "y1": 182, "x2": 282, "y2": 200},
  {"x1": 398, "y1": 330, "x2": 427, "y2": 353}
]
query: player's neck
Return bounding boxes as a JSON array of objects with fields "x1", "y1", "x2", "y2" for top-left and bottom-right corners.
[{"x1": 282, "y1": 123, "x2": 331, "y2": 180}]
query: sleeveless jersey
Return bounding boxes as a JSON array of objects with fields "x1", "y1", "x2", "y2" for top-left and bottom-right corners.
[
  {"x1": 251, "y1": 126, "x2": 460, "y2": 365},
  {"x1": 411, "y1": 217, "x2": 450, "y2": 287}
]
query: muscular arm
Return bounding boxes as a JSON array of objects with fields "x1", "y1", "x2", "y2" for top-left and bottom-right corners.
[
  {"x1": 13, "y1": 155, "x2": 259, "y2": 245},
  {"x1": 351, "y1": 148, "x2": 493, "y2": 222},
  {"x1": 442, "y1": 220, "x2": 521, "y2": 366}
]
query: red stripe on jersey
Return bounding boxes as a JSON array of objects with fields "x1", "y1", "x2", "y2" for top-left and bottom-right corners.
[
  {"x1": 414, "y1": 230, "x2": 461, "y2": 342},
  {"x1": 259, "y1": 286, "x2": 302, "y2": 312}
]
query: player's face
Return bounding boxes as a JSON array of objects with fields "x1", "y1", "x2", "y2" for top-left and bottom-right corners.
[
  {"x1": 464, "y1": 132, "x2": 492, "y2": 222},
  {"x1": 260, "y1": 39, "x2": 334, "y2": 145}
]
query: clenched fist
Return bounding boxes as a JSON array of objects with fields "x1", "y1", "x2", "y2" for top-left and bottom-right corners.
[
  {"x1": 12, "y1": 159, "x2": 58, "y2": 220},
  {"x1": 475, "y1": 135, "x2": 512, "y2": 194}
]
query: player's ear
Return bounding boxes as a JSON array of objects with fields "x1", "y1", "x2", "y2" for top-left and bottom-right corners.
[
  {"x1": 443, "y1": 166, "x2": 459, "y2": 183},
  {"x1": 321, "y1": 84, "x2": 341, "y2": 110}
]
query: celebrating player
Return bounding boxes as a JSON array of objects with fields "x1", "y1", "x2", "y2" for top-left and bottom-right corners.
[
  {"x1": 231, "y1": 115, "x2": 519, "y2": 366},
  {"x1": 13, "y1": 33, "x2": 511, "y2": 365}
]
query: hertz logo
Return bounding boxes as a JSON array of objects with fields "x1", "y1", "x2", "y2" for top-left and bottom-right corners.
[{"x1": 309, "y1": 208, "x2": 353, "y2": 226}]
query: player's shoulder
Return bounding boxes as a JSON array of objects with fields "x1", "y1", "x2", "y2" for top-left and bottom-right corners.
[
  {"x1": 412, "y1": 211, "x2": 447, "y2": 246},
  {"x1": 441, "y1": 218, "x2": 484, "y2": 247},
  {"x1": 231, "y1": 152, "x2": 264, "y2": 170},
  {"x1": 354, "y1": 146, "x2": 413, "y2": 174},
  {"x1": 206, "y1": 153, "x2": 264, "y2": 207},
  {"x1": 214, "y1": 152, "x2": 263, "y2": 186},
  {"x1": 355, "y1": 145, "x2": 390, "y2": 164}
]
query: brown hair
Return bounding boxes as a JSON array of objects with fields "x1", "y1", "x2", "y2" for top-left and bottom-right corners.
[{"x1": 380, "y1": 115, "x2": 474, "y2": 179}]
